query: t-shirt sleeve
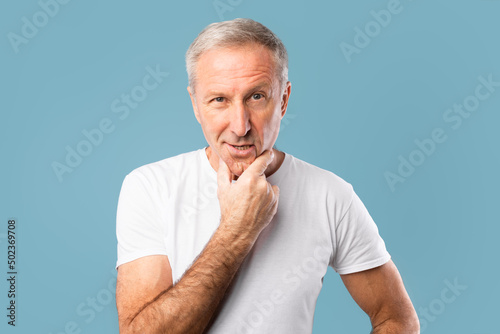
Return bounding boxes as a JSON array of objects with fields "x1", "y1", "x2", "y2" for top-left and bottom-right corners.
[
  {"x1": 115, "y1": 171, "x2": 168, "y2": 269},
  {"x1": 330, "y1": 188, "x2": 391, "y2": 275}
]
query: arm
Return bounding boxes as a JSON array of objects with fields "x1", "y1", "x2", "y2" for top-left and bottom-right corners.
[
  {"x1": 340, "y1": 260, "x2": 420, "y2": 334},
  {"x1": 117, "y1": 224, "x2": 255, "y2": 333},
  {"x1": 116, "y1": 150, "x2": 279, "y2": 334}
]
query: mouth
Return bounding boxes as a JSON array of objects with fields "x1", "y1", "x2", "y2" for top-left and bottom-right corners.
[
  {"x1": 232, "y1": 145, "x2": 252, "y2": 150},
  {"x1": 226, "y1": 143, "x2": 255, "y2": 157}
]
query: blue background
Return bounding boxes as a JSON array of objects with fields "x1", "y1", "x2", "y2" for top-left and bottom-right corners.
[{"x1": 1, "y1": 0, "x2": 499, "y2": 333}]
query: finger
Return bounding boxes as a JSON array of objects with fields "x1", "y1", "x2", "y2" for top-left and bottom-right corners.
[
  {"x1": 242, "y1": 150, "x2": 274, "y2": 177},
  {"x1": 272, "y1": 184, "x2": 280, "y2": 198},
  {"x1": 271, "y1": 184, "x2": 280, "y2": 212},
  {"x1": 271, "y1": 185, "x2": 280, "y2": 205},
  {"x1": 217, "y1": 157, "x2": 233, "y2": 188}
]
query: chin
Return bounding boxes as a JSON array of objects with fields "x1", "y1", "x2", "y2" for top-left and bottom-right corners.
[{"x1": 228, "y1": 160, "x2": 252, "y2": 177}]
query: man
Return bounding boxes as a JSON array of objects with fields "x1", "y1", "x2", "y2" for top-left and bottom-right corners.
[{"x1": 115, "y1": 18, "x2": 419, "y2": 333}]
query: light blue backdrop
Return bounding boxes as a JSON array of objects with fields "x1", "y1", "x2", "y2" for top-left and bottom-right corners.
[{"x1": 1, "y1": 0, "x2": 499, "y2": 333}]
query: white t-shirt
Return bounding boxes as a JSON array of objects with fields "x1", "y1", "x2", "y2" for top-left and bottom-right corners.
[{"x1": 116, "y1": 148, "x2": 390, "y2": 333}]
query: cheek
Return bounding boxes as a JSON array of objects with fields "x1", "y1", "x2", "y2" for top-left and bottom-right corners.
[
  {"x1": 201, "y1": 115, "x2": 225, "y2": 138},
  {"x1": 262, "y1": 115, "x2": 281, "y2": 138}
]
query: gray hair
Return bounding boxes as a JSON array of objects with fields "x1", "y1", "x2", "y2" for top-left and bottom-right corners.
[{"x1": 186, "y1": 18, "x2": 288, "y2": 94}]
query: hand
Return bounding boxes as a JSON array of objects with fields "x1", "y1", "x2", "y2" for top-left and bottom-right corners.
[{"x1": 217, "y1": 150, "x2": 280, "y2": 241}]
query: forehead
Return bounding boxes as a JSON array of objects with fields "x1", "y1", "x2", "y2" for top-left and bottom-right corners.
[{"x1": 195, "y1": 43, "x2": 277, "y2": 92}]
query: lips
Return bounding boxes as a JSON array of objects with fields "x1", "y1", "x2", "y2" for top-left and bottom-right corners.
[
  {"x1": 231, "y1": 144, "x2": 252, "y2": 150},
  {"x1": 226, "y1": 143, "x2": 255, "y2": 157}
]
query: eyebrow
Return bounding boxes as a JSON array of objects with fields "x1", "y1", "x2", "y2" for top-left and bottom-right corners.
[{"x1": 205, "y1": 83, "x2": 273, "y2": 99}]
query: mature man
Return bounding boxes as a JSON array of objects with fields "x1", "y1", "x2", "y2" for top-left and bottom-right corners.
[{"x1": 115, "y1": 18, "x2": 419, "y2": 333}]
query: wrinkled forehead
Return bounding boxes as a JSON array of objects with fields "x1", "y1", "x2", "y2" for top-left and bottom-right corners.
[{"x1": 194, "y1": 43, "x2": 279, "y2": 93}]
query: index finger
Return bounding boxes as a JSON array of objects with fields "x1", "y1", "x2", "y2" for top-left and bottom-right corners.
[{"x1": 241, "y1": 150, "x2": 274, "y2": 177}]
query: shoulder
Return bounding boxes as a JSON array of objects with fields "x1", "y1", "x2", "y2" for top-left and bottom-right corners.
[
  {"x1": 284, "y1": 153, "x2": 354, "y2": 198},
  {"x1": 128, "y1": 149, "x2": 201, "y2": 178},
  {"x1": 123, "y1": 149, "x2": 203, "y2": 191}
]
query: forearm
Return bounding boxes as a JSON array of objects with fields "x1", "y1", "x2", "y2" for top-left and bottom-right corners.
[{"x1": 124, "y1": 222, "x2": 255, "y2": 334}]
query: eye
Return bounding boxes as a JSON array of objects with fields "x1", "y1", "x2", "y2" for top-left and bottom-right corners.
[
  {"x1": 252, "y1": 93, "x2": 263, "y2": 100},
  {"x1": 213, "y1": 97, "x2": 225, "y2": 103}
]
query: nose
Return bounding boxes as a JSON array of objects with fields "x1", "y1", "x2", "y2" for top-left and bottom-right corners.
[{"x1": 228, "y1": 101, "x2": 251, "y2": 137}]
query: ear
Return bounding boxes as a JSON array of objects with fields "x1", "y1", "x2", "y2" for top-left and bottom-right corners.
[
  {"x1": 187, "y1": 86, "x2": 201, "y2": 124},
  {"x1": 280, "y1": 81, "x2": 292, "y2": 119}
]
